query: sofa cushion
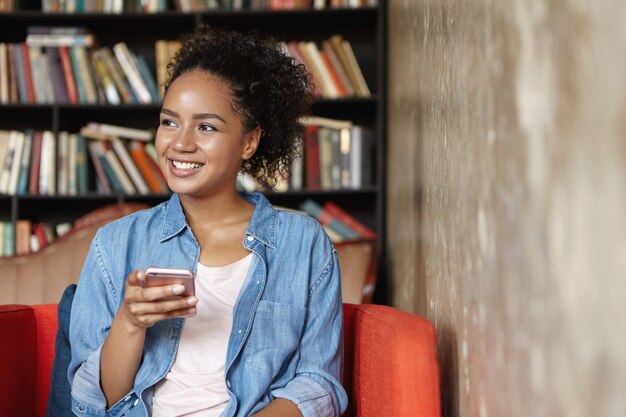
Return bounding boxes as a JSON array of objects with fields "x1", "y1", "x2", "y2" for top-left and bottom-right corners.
[
  {"x1": 0, "y1": 305, "x2": 37, "y2": 416},
  {"x1": 46, "y1": 284, "x2": 76, "y2": 417}
]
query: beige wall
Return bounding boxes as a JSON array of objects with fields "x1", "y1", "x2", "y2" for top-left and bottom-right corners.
[{"x1": 387, "y1": 1, "x2": 626, "y2": 416}]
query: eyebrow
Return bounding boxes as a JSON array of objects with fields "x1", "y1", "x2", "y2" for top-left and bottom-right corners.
[{"x1": 160, "y1": 108, "x2": 226, "y2": 124}]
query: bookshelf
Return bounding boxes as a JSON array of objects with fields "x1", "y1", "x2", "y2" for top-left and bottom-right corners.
[{"x1": 0, "y1": 2, "x2": 387, "y2": 301}]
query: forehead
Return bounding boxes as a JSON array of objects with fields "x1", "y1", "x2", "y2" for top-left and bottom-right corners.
[{"x1": 165, "y1": 70, "x2": 235, "y2": 110}]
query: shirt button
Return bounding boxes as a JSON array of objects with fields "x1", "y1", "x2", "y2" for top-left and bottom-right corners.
[
  {"x1": 226, "y1": 380, "x2": 231, "y2": 388},
  {"x1": 246, "y1": 235, "x2": 254, "y2": 242},
  {"x1": 238, "y1": 329, "x2": 242, "y2": 334},
  {"x1": 124, "y1": 396, "x2": 131, "y2": 402},
  {"x1": 133, "y1": 399, "x2": 139, "y2": 406}
]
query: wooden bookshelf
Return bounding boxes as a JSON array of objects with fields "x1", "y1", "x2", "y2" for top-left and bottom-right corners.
[{"x1": 0, "y1": 2, "x2": 387, "y2": 302}]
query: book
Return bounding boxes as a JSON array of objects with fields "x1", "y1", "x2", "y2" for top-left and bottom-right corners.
[
  {"x1": 111, "y1": 139, "x2": 150, "y2": 194},
  {"x1": 323, "y1": 201, "x2": 377, "y2": 239},
  {"x1": 7, "y1": 130, "x2": 25, "y2": 195},
  {"x1": 20, "y1": 43, "x2": 36, "y2": 104},
  {"x1": 16, "y1": 130, "x2": 33, "y2": 195},
  {"x1": 134, "y1": 54, "x2": 160, "y2": 102},
  {"x1": 3, "y1": 221, "x2": 14, "y2": 256},
  {"x1": 83, "y1": 122, "x2": 153, "y2": 141},
  {"x1": 11, "y1": 44, "x2": 29, "y2": 104},
  {"x1": 28, "y1": 131, "x2": 43, "y2": 194},
  {"x1": 304, "y1": 124, "x2": 321, "y2": 190},
  {"x1": 322, "y1": 39, "x2": 355, "y2": 96},
  {"x1": 87, "y1": 140, "x2": 112, "y2": 194},
  {"x1": 67, "y1": 133, "x2": 78, "y2": 194},
  {"x1": 300, "y1": 199, "x2": 360, "y2": 240},
  {"x1": 95, "y1": 47, "x2": 135, "y2": 104},
  {"x1": 15, "y1": 219, "x2": 32, "y2": 256},
  {"x1": 0, "y1": 43, "x2": 8, "y2": 104},
  {"x1": 47, "y1": 47, "x2": 70, "y2": 104},
  {"x1": 102, "y1": 141, "x2": 136, "y2": 194},
  {"x1": 39, "y1": 131, "x2": 57, "y2": 195},
  {"x1": 25, "y1": 26, "x2": 95, "y2": 48},
  {"x1": 340, "y1": 38, "x2": 370, "y2": 97},
  {"x1": 300, "y1": 41, "x2": 339, "y2": 98},
  {"x1": 76, "y1": 134, "x2": 90, "y2": 194},
  {"x1": 129, "y1": 141, "x2": 167, "y2": 194},
  {"x1": 0, "y1": 130, "x2": 9, "y2": 187},
  {"x1": 349, "y1": 125, "x2": 373, "y2": 188},
  {"x1": 57, "y1": 131, "x2": 69, "y2": 195},
  {"x1": 112, "y1": 42, "x2": 152, "y2": 104},
  {"x1": 58, "y1": 46, "x2": 79, "y2": 104},
  {"x1": 0, "y1": 130, "x2": 18, "y2": 193},
  {"x1": 90, "y1": 51, "x2": 121, "y2": 105},
  {"x1": 327, "y1": 35, "x2": 363, "y2": 97}
]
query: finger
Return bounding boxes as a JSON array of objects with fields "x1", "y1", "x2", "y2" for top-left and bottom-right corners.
[
  {"x1": 127, "y1": 296, "x2": 198, "y2": 316},
  {"x1": 139, "y1": 284, "x2": 189, "y2": 303},
  {"x1": 126, "y1": 270, "x2": 146, "y2": 288},
  {"x1": 133, "y1": 306, "x2": 197, "y2": 327}
]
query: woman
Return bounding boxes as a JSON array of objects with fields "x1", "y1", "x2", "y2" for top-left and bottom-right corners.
[{"x1": 68, "y1": 25, "x2": 347, "y2": 417}]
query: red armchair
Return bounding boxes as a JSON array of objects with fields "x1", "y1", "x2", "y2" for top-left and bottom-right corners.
[{"x1": 0, "y1": 303, "x2": 440, "y2": 417}]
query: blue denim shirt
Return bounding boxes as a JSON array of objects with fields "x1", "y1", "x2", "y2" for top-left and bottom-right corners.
[{"x1": 68, "y1": 192, "x2": 347, "y2": 417}]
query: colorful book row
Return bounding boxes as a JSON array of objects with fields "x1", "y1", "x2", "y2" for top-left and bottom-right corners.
[
  {"x1": 0, "y1": 127, "x2": 169, "y2": 197},
  {"x1": 0, "y1": 220, "x2": 72, "y2": 258},
  {"x1": 284, "y1": 34, "x2": 371, "y2": 99},
  {"x1": 237, "y1": 116, "x2": 374, "y2": 193},
  {"x1": 300, "y1": 198, "x2": 376, "y2": 242},
  {"x1": 0, "y1": 0, "x2": 377, "y2": 13},
  {"x1": 0, "y1": 27, "x2": 159, "y2": 105}
]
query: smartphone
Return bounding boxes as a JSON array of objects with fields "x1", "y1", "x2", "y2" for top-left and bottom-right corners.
[{"x1": 145, "y1": 267, "x2": 195, "y2": 299}]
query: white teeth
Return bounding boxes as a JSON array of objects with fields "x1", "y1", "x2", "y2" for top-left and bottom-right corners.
[{"x1": 172, "y1": 160, "x2": 203, "y2": 170}]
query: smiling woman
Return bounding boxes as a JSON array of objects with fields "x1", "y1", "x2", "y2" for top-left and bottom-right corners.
[{"x1": 67, "y1": 25, "x2": 347, "y2": 417}]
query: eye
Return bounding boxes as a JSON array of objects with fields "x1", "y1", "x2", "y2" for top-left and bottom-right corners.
[
  {"x1": 198, "y1": 123, "x2": 217, "y2": 132},
  {"x1": 160, "y1": 119, "x2": 178, "y2": 128}
]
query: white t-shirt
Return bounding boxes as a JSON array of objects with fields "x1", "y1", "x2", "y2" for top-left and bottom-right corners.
[{"x1": 152, "y1": 253, "x2": 253, "y2": 417}]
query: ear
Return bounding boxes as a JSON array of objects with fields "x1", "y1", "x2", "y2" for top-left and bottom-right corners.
[{"x1": 242, "y1": 126, "x2": 262, "y2": 160}]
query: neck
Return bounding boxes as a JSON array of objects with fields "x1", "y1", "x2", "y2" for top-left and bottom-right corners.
[{"x1": 178, "y1": 190, "x2": 254, "y2": 231}]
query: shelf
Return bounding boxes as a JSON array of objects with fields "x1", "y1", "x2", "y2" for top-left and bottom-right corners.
[{"x1": 0, "y1": 4, "x2": 387, "y2": 300}]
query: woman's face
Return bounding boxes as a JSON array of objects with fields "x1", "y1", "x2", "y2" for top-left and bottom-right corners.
[{"x1": 156, "y1": 70, "x2": 259, "y2": 198}]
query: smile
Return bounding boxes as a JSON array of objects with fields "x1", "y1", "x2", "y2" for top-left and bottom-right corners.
[{"x1": 170, "y1": 160, "x2": 204, "y2": 170}]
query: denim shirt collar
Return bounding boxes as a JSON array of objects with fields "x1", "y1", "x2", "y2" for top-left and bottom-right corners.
[{"x1": 159, "y1": 192, "x2": 276, "y2": 249}]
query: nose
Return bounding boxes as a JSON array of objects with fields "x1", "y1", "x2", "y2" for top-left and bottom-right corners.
[{"x1": 172, "y1": 125, "x2": 196, "y2": 152}]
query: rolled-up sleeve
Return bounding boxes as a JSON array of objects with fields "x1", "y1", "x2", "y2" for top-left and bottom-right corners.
[{"x1": 271, "y1": 248, "x2": 348, "y2": 416}]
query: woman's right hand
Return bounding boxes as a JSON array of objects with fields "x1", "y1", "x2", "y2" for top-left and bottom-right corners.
[{"x1": 118, "y1": 270, "x2": 198, "y2": 332}]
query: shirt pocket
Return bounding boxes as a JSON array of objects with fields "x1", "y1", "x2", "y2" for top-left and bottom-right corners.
[{"x1": 244, "y1": 300, "x2": 305, "y2": 375}]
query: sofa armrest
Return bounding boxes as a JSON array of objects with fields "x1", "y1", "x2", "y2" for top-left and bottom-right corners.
[
  {"x1": 0, "y1": 304, "x2": 58, "y2": 417},
  {"x1": 342, "y1": 304, "x2": 441, "y2": 417}
]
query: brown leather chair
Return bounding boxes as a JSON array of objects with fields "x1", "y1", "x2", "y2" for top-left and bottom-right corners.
[{"x1": 0, "y1": 203, "x2": 148, "y2": 305}]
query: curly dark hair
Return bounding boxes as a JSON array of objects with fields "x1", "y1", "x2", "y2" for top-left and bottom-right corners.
[{"x1": 164, "y1": 24, "x2": 314, "y2": 187}]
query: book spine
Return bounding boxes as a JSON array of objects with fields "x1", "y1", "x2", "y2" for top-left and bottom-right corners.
[
  {"x1": 58, "y1": 46, "x2": 79, "y2": 104},
  {"x1": 16, "y1": 131, "x2": 33, "y2": 195},
  {"x1": 76, "y1": 134, "x2": 90, "y2": 193},
  {"x1": 0, "y1": 130, "x2": 17, "y2": 193},
  {"x1": 47, "y1": 47, "x2": 70, "y2": 104},
  {"x1": 87, "y1": 140, "x2": 113, "y2": 194},
  {"x1": 7, "y1": 131, "x2": 25, "y2": 195},
  {"x1": 28, "y1": 131, "x2": 43, "y2": 194},
  {"x1": 102, "y1": 141, "x2": 136, "y2": 194},
  {"x1": 111, "y1": 139, "x2": 150, "y2": 194},
  {"x1": 323, "y1": 201, "x2": 377, "y2": 239},
  {"x1": 129, "y1": 141, "x2": 166, "y2": 194},
  {"x1": 0, "y1": 43, "x2": 8, "y2": 104},
  {"x1": 304, "y1": 124, "x2": 321, "y2": 190}
]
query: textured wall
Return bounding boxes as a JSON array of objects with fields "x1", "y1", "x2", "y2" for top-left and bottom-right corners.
[{"x1": 387, "y1": 1, "x2": 626, "y2": 417}]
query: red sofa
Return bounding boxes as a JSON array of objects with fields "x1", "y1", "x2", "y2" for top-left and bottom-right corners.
[{"x1": 0, "y1": 303, "x2": 440, "y2": 417}]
